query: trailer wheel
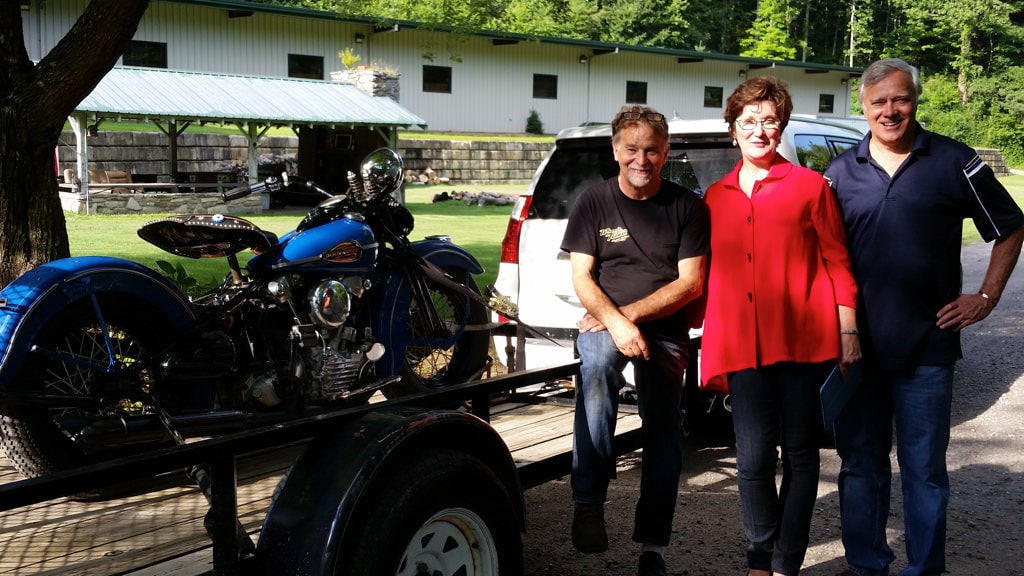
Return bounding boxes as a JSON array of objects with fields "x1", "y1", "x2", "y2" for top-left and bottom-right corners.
[{"x1": 336, "y1": 447, "x2": 522, "y2": 576}]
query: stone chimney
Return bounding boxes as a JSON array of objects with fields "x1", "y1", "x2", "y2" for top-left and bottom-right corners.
[{"x1": 331, "y1": 68, "x2": 401, "y2": 102}]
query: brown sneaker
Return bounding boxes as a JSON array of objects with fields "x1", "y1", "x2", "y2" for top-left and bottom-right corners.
[
  {"x1": 571, "y1": 503, "x2": 608, "y2": 553},
  {"x1": 637, "y1": 551, "x2": 667, "y2": 576}
]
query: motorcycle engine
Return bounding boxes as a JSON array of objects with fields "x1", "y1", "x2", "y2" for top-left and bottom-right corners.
[{"x1": 255, "y1": 274, "x2": 383, "y2": 404}]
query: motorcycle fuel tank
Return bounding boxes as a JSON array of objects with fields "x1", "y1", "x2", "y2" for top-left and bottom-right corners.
[{"x1": 253, "y1": 217, "x2": 378, "y2": 273}]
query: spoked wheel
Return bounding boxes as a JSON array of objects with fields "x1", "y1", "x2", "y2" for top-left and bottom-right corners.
[
  {"x1": 335, "y1": 448, "x2": 522, "y2": 576},
  {"x1": 386, "y1": 267, "x2": 490, "y2": 397},
  {"x1": 0, "y1": 296, "x2": 177, "y2": 497}
]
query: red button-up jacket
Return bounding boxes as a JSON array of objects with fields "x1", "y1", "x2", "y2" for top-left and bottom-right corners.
[{"x1": 700, "y1": 156, "x2": 858, "y2": 389}]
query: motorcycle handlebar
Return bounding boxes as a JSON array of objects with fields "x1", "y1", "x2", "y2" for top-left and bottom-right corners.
[
  {"x1": 221, "y1": 184, "x2": 252, "y2": 202},
  {"x1": 221, "y1": 174, "x2": 288, "y2": 202},
  {"x1": 288, "y1": 175, "x2": 333, "y2": 199}
]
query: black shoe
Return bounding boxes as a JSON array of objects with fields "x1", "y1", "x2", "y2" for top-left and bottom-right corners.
[
  {"x1": 637, "y1": 551, "x2": 667, "y2": 576},
  {"x1": 571, "y1": 503, "x2": 608, "y2": 553}
]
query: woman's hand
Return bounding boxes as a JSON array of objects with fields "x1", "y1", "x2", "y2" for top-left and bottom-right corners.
[{"x1": 839, "y1": 332, "x2": 862, "y2": 378}]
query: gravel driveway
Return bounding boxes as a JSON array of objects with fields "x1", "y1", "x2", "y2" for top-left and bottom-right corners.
[{"x1": 521, "y1": 239, "x2": 1024, "y2": 575}]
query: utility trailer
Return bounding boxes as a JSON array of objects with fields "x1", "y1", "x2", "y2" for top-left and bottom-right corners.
[{"x1": 0, "y1": 360, "x2": 650, "y2": 576}]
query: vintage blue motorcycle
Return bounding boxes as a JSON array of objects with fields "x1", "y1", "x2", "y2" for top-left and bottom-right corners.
[{"x1": 0, "y1": 148, "x2": 497, "y2": 484}]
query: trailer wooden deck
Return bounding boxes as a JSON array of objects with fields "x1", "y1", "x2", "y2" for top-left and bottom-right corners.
[{"x1": 0, "y1": 399, "x2": 642, "y2": 576}]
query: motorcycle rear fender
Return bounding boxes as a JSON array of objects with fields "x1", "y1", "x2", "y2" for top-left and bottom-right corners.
[
  {"x1": 0, "y1": 256, "x2": 196, "y2": 387},
  {"x1": 256, "y1": 406, "x2": 523, "y2": 575},
  {"x1": 374, "y1": 239, "x2": 484, "y2": 375}
]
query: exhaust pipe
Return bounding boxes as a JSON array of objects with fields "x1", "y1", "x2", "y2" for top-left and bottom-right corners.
[{"x1": 72, "y1": 410, "x2": 251, "y2": 452}]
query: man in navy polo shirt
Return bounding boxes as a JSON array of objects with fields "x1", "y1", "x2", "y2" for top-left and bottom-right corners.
[{"x1": 825, "y1": 58, "x2": 1024, "y2": 576}]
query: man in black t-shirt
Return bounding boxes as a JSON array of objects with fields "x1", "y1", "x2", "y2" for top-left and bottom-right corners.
[{"x1": 561, "y1": 105, "x2": 710, "y2": 576}]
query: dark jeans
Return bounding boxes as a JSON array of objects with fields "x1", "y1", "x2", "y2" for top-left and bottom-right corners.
[
  {"x1": 571, "y1": 329, "x2": 687, "y2": 547},
  {"x1": 729, "y1": 362, "x2": 830, "y2": 575},
  {"x1": 834, "y1": 362, "x2": 954, "y2": 576}
]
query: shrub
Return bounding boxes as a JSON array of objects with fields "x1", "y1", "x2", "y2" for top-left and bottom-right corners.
[
  {"x1": 338, "y1": 47, "x2": 361, "y2": 70},
  {"x1": 525, "y1": 109, "x2": 544, "y2": 135}
]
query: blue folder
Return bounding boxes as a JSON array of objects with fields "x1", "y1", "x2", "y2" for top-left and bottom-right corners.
[{"x1": 820, "y1": 361, "x2": 862, "y2": 429}]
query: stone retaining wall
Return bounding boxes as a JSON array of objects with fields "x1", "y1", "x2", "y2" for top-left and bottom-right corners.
[
  {"x1": 399, "y1": 139, "x2": 551, "y2": 183},
  {"x1": 58, "y1": 131, "x2": 298, "y2": 178},
  {"x1": 59, "y1": 131, "x2": 1011, "y2": 184},
  {"x1": 977, "y1": 148, "x2": 1010, "y2": 176},
  {"x1": 59, "y1": 190, "x2": 264, "y2": 215},
  {"x1": 58, "y1": 131, "x2": 550, "y2": 184}
]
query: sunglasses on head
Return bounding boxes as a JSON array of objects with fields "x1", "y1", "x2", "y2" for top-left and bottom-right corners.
[{"x1": 619, "y1": 111, "x2": 666, "y2": 123}]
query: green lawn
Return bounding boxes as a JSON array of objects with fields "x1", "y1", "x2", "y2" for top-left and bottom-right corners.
[{"x1": 66, "y1": 184, "x2": 523, "y2": 293}]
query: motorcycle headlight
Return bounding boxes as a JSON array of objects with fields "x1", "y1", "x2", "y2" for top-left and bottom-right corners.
[{"x1": 309, "y1": 279, "x2": 351, "y2": 328}]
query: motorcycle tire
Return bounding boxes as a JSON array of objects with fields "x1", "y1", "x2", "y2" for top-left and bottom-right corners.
[
  {"x1": 334, "y1": 447, "x2": 523, "y2": 576},
  {"x1": 0, "y1": 295, "x2": 179, "y2": 499},
  {"x1": 387, "y1": 267, "x2": 490, "y2": 398}
]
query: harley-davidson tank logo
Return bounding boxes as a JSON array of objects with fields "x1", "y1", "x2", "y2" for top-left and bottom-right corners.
[{"x1": 323, "y1": 240, "x2": 363, "y2": 263}]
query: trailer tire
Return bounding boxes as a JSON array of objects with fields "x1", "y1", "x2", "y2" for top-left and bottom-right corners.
[{"x1": 336, "y1": 447, "x2": 522, "y2": 576}]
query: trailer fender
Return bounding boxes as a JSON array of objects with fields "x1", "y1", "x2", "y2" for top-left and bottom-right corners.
[{"x1": 256, "y1": 406, "x2": 524, "y2": 575}]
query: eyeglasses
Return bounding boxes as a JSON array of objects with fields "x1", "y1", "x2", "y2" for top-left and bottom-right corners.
[
  {"x1": 619, "y1": 111, "x2": 666, "y2": 123},
  {"x1": 735, "y1": 118, "x2": 781, "y2": 131}
]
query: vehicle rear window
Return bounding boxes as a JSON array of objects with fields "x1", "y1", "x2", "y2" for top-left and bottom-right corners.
[
  {"x1": 794, "y1": 133, "x2": 861, "y2": 174},
  {"x1": 530, "y1": 138, "x2": 739, "y2": 219}
]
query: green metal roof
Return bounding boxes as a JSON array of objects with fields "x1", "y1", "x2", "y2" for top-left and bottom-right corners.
[{"x1": 76, "y1": 66, "x2": 428, "y2": 128}]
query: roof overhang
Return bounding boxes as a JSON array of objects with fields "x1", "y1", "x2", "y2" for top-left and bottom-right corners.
[{"x1": 75, "y1": 66, "x2": 428, "y2": 129}]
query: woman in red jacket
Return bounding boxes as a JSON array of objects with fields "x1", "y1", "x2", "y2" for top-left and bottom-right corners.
[{"x1": 701, "y1": 76, "x2": 861, "y2": 576}]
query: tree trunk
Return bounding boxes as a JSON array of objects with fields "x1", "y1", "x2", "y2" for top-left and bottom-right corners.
[
  {"x1": 0, "y1": 0, "x2": 151, "y2": 287},
  {"x1": 847, "y1": 0, "x2": 856, "y2": 67},
  {"x1": 957, "y1": 24, "x2": 971, "y2": 106}
]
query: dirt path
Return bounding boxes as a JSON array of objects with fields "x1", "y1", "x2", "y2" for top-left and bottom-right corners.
[{"x1": 521, "y1": 239, "x2": 1024, "y2": 575}]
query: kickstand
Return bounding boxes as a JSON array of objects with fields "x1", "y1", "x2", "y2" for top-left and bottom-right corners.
[
  {"x1": 188, "y1": 463, "x2": 257, "y2": 561},
  {"x1": 149, "y1": 391, "x2": 258, "y2": 561},
  {"x1": 149, "y1": 399, "x2": 256, "y2": 563}
]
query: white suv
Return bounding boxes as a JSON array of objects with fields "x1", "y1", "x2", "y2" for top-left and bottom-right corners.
[{"x1": 491, "y1": 116, "x2": 865, "y2": 409}]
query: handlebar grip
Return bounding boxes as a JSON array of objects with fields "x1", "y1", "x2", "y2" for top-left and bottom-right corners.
[{"x1": 222, "y1": 185, "x2": 252, "y2": 202}]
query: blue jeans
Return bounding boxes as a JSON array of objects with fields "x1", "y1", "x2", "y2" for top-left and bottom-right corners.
[
  {"x1": 571, "y1": 329, "x2": 687, "y2": 547},
  {"x1": 729, "y1": 362, "x2": 829, "y2": 576},
  {"x1": 834, "y1": 363, "x2": 954, "y2": 576}
]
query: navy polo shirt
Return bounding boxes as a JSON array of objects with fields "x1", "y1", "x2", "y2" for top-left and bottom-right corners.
[{"x1": 825, "y1": 125, "x2": 1024, "y2": 370}]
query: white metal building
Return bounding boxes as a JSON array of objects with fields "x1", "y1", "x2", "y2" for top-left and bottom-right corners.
[{"x1": 20, "y1": 0, "x2": 861, "y2": 134}]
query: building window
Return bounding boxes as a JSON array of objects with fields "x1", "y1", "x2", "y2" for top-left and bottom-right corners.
[
  {"x1": 703, "y1": 86, "x2": 723, "y2": 108},
  {"x1": 288, "y1": 54, "x2": 323, "y2": 80},
  {"x1": 626, "y1": 81, "x2": 648, "y2": 104},
  {"x1": 533, "y1": 74, "x2": 558, "y2": 99},
  {"x1": 818, "y1": 94, "x2": 835, "y2": 114},
  {"x1": 123, "y1": 41, "x2": 167, "y2": 68},
  {"x1": 423, "y1": 65, "x2": 452, "y2": 93}
]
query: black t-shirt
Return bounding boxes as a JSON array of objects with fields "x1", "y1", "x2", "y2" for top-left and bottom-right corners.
[{"x1": 561, "y1": 177, "x2": 710, "y2": 330}]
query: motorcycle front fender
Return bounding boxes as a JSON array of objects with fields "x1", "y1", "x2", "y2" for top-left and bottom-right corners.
[
  {"x1": 374, "y1": 239, "x2": 484, "y2": 376},
  {"x1": 0, "y1": 256, "x2": 196, "y2": 388}
]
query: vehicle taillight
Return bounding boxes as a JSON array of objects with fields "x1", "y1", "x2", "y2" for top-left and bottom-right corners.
[{"x1": 499, "y1": 195, "x2": 531, "y2": 264}]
